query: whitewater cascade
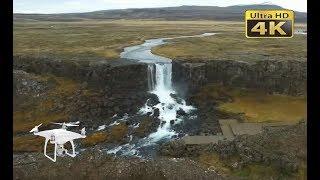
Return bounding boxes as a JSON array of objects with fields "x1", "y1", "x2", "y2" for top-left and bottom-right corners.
[
  {"x1": 107, "y1": 33, "x2": 216, "y2": 156},
  {"x1": 140, "y1": 63, "x2": 196, "y2": 141}
]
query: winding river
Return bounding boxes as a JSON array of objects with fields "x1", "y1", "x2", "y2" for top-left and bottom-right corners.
[{"x1": 106, "y1": 33, "x2": 216, "y2": 156}]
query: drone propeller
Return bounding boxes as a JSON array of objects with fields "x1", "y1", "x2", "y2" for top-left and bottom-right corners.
[
  {"x1": 81, "y1": 127, "x2": 86, "y2": 136},
  {"x1": 52, "y1": 122, "x2": 79, "y2": 127},
  {"x1": 65, "y1": 124, "x2": 79, "y2": 127},
  {"x1": 30, "y1": 123, "x2": 42, "y2": 133}
]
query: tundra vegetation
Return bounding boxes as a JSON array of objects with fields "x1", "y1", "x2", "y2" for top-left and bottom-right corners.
[
  {"x1": 13, "y1": 73, "x2": 97, "y2": 152},
  {"x1": 153, "y1": 31, "x2": 307, "y2": 62},
  {"x1": 13, "y1": 20, "x2": 242, "y2": 60},
  {"x1": 194, "y1": 83, "x2": 306, "y2": 123},
  {"x1": 13, "y1": 19, "x2": 307, "y2": 179},
  {"x1": 14, "y1": 20, "x2": 306, "y2": 61}
]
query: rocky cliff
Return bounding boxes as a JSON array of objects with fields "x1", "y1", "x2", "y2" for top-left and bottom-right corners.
[
  {"x1": 13, "y1": 55, "x2": 149, "y2": 92},
  {"x1": 13, "y1": 56, "x2": 151, "y2": 134},
  {"x1": 172, "y1": 59, "x2": 307, "y2": 96}
]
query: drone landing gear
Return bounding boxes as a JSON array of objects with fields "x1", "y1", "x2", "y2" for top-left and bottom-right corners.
[
  {"x1": 44, "y1": 140, "x2": 76, "y2": 162},
  {"x1": 44, "y1": 138, "x2": 57, "y2": 162},
  {"x1": 65, "y1": 140, "x2": 76, "y2": 157}
]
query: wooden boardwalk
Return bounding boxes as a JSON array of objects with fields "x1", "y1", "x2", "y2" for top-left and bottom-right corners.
[{"x1": 182, "y1": 119, "x2": 295, "y2": 145}]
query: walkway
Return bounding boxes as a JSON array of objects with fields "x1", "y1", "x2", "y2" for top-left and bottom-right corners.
[{"x1": 182, "y1": 119, "x2": 295, "y2": 145}]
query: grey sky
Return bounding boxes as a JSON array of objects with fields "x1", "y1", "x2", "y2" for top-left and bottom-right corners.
[{"x1": 13, "y1": 0, "x2": 307, "y2": 14}]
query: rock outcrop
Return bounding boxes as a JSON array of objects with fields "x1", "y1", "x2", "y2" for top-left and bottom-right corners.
[
  {"x1": 13, "y1": 56, "x2": 151, "y2": 136},
  {"x1": 13, "y1": 55, "x2": 149, "y2": 93},
  {"x1": 160, "y1": 122, "x2": 306, "y2": 174},
  {"x1": 13, "y1": 149, "x2": 223, "y2": 180},
  {"x1": 173, "y1": 59, "x2": 307, "y2": 96}
]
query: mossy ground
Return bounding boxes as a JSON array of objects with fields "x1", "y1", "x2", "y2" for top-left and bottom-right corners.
[
  {"x1": 197, "y1": 152, "x2": 307, "y2": 180},
  {"x1": 107, "y1": 123, "x2": 129, "y2": 143},
  {"x1": 195, "y1": 83, "x2": 306, "y2": 123},
  {"x1": 82, "y1": 132, "x2": 109, "y2": 147},
  {"x1": 13, "y1": 74, "x2": 99, "y2": 152},
  {"x1": 82, "y1": 123, "x2": 129, "y2": 147},
  {"x1": 133, "y1": 117, "x2": 156, "y2": 138},
  {"x1": 13, "y1": 75, "x2": 78, "y2": 134},
  {"x1": 231, "y1": 163, "x2": 306, "y2": 180},
  {"x1": 13, "y1": 135, "x2": 44, "y2": 152}
]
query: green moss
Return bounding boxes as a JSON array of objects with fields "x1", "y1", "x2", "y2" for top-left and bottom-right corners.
[
  {"x1": 13, "y1": 72, "x2": 104, "y2": 151},
  {"x1": 195, "y1": 84, "x2": 306, "y2": 123},
  {"x1": 81, "y1": 123, "x2": 129, "y2": 147},
  {"x1": 192, "y1": 83, "x2": 233, "y2": 105},
  {"x1": 13, "y1": 135, "x2": 45, "y2": 152},
  {"x1": 82, "y1": 132, "x2": 109, "y2": 147},
  {"x1": 231, "y1": 163, "x2": 305, "y2": 180},
  {"x1": 197, "y1": 152, "x2": 306, "y2": 180},
  {"x1": 197, "y1": 153, "x2": 233, "y2": 176},
  {"x1": 13, "y1": 75, "x2": 80, "y2": 134},
  {"x1": 14, "y1": 111, "x2": 68, "y2": 134},
  {"x1": 108, "y1": 123, "x2": 129, "y2": 142},
  {"x1": 133, "y1": 117, "x2": 154, "y2": 138},
  {"x1": 218, "y1": 90, "x2": 306, "y2": 123}
]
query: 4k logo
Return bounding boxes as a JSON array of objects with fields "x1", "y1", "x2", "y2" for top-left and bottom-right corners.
[{"x1": 245, "y1": 10, "x2": 294, "y2": 38}]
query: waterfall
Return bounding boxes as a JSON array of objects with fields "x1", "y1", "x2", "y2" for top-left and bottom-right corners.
[
  {"x1": 108, "y1": 32, "x2": 216, "y2": 156},
  {"x1": 147, "y1": 64, "x2": 155, "y2": 90},
  {"x1": 141, "y1": 62, "x2": 195, "y2": 142},
  {"x1": 154, "y1": 63, "x2": 172, "y2": 90}
]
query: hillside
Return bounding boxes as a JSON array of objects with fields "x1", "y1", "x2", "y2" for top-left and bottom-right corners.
[{"x1": 14, "y1": 4, "x2": 307, "y2": 22}]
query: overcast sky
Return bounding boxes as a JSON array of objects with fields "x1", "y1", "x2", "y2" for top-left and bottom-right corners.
[{"x1": 13, "y1": 0, "x2": 307, "y2": 14}]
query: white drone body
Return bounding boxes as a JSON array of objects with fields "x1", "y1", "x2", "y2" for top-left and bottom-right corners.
[{"x1": 30, "y1": 122, "x2": 86, "y2": 162}]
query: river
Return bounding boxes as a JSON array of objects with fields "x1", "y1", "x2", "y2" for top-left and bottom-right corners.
[{"x1": 106, "y1": 32, "x2": 216, "y2": 157}]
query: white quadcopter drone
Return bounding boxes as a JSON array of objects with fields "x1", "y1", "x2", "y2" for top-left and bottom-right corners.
[{"x1": 30, "y1": 121, "x2": 86, "y2": 162}]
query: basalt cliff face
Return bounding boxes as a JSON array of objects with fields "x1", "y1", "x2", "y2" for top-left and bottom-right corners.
[
  {"x1": 13, "y1": 55, "x2": 148, "y2": 92},
  {"x1": 13, "y1": 56, "x2": 150, "y2": 129},
  {"x1": 172, "y1": 59, "x2": 307, "y2": 96}
]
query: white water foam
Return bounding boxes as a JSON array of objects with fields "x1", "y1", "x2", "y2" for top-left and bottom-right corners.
[
  {"x1": 97, "y1": 125, "x2": 106, "y2": 131},
  {"x1": 107, "y1": 33, "x2": 216, "y2": 156},
  {"x1": 141, "y1": 63, "x2": 195, "y2": 142}
]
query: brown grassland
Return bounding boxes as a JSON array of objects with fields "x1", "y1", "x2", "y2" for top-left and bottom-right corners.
[
  {"x1": 14, "y1": 20, "x2": 306, "y2": 61},
  {"x1": 195, "y1": 83, "x2": 306, "y2": 123},
  {"x1": 153, "y1": 31, "x2": 307, "y2": 62}
]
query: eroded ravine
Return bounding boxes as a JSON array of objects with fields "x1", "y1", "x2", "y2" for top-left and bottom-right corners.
[{"x1": 104, "y1": 33, "x2": 217, "y2": 157}]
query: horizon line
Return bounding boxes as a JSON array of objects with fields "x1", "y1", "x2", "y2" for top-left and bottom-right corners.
[{"x1": 13, "y1": 4, "x2": 307, "y2": 15}]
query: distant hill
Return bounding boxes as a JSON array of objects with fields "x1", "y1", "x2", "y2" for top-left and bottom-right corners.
[{"x1": 14, "y1": 4, "x2": 307, "y2": 22}]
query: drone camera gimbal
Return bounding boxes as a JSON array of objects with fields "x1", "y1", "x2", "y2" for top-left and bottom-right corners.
[{"x1": 44, "y1": 136, "x2": 76, "y2": 162}]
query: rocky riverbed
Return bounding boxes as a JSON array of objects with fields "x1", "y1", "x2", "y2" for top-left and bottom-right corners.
[
  {"x1": 13, "y1": 46, "x2": 307, "y2": 179},
  {"x1": 13, "y1": 122, "x2": 306, "y2": 179}
]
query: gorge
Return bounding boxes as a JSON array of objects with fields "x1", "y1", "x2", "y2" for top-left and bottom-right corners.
[{"x1": 104, "y1": 33, "x2": 217, "y2": 156}]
